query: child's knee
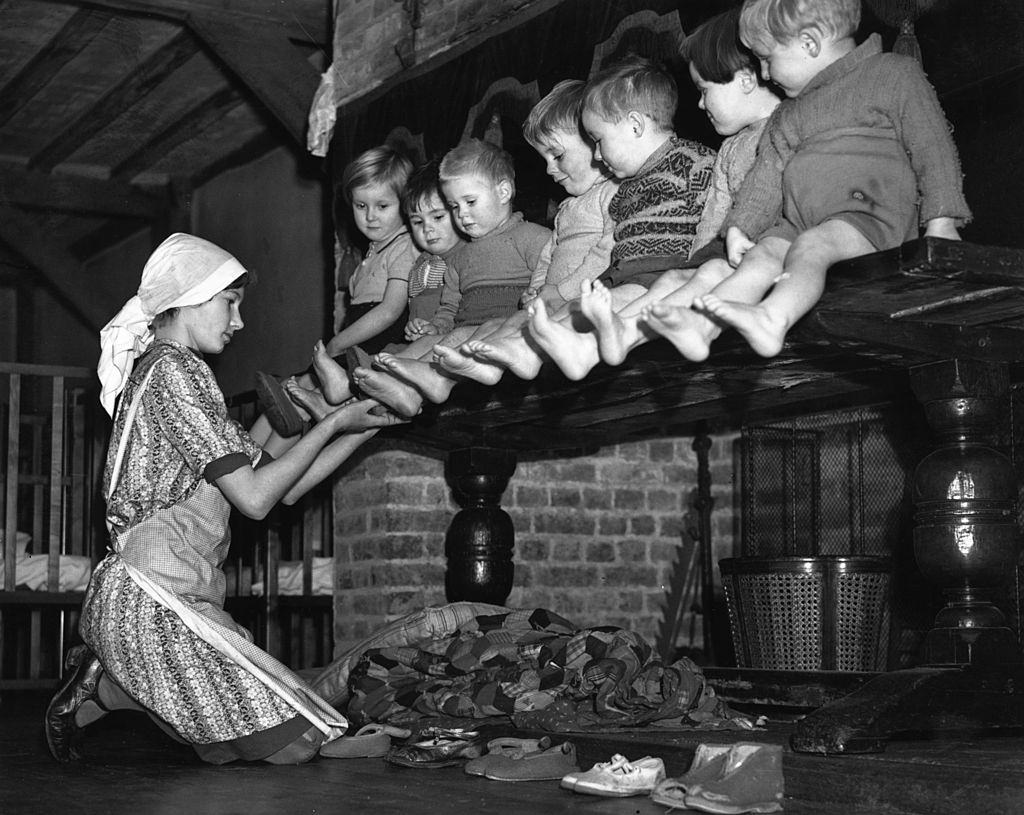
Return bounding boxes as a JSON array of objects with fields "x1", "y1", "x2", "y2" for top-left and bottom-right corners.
[{"x1": 695, "y1": 258, "x2": 732, "y2": 287}]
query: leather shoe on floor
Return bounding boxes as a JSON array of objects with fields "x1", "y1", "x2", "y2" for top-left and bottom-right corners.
[
  {"x1": 45, "y1": 644, "x2": 104, "y2": 762},
  {"x1": 385, "y1": 727, "x2": 488, "y2": 769},
  {"x1": 682, "y1": 743, "x2": 784, "y2": 814}
]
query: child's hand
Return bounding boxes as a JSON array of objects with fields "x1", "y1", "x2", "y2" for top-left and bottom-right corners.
[
  {"x1": 924, "y1": 217, "x2": 960, "y2": 241},
  {"x1": 520, "y1": 287, "x2": 540, "y2": 308},
  {"x1": 726, "y1": 227, "x2": 754, "y2": 267},
  {"x1": 404, "y1": 318, "x2": 434, "y2": 340},
  {"x1": 324, "y1": 337, "x2": 346, "y2": 357},
  {"x1": 413, "y1": 322, "x2": 442, "y2": 338}
]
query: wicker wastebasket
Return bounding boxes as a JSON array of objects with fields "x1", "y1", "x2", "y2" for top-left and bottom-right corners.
[{"x1": 720, "y1": 556, "x2": 892, "y2": 671}]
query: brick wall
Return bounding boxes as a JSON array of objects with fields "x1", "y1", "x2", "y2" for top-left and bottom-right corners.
[{"x1": 332, "y1": 431, "x2": 738, "y2": 654}]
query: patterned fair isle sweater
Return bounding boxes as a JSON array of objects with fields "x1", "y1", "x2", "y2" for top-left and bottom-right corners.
[{"x1": 609, "y1": 135, "x2": 717, "y2": 266}]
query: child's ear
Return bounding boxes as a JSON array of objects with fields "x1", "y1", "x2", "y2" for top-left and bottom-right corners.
[
  {"x1": 496, "y1": 179, "x2": 513, "y2": 204},
  {"x1": 737, "y1": 68, "x2": 759, "y2": 93},
  {"x1": 626, "y1": 109, "x2": 646, "y2": 137},
  {"x1": 798, "y1": 28, "x2": 822, "y2": 58}
]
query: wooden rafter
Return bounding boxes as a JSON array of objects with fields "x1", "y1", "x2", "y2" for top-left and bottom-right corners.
[
  {"x1": 0, "y1": 7, "x2": 112, "y2": 126},
  {"x1": 0, "y1": 205, "x2": 111, "y2": 332},
  {"x1": 186, "y1": 10, "x2": 322, "y2": 147},
  {"x1": 0, "y1": 164, "x2": 165, "y2": 218},
  {"x1": 110, "y1": 84, "x2": 243, "y2": 180},
  {"x1": 66, "y1": 0, "x2": 329, "y2": 46},
  {"x1": 28, "y1": 28, "x2": 199, "y2": 172}
]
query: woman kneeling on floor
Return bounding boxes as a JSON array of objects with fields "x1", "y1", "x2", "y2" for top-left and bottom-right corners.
[{"x1": 45, "y1": 233, "x2": 402, "y2": 764}]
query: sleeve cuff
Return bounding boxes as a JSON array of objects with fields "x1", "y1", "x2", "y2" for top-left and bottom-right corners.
[{"x1": 204, "y1": 452, "x2": 254, "y2": 484}]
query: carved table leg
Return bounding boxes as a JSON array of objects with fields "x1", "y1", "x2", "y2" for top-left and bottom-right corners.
[
  {"x1": 444, "y1": 447, "x2": 517, "y2": 604},
  {"x1": 792, "y1": 359, "x2": 1024, "y2": 754}
]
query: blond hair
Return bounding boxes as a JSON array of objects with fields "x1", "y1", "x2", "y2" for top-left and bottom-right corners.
[
  {"x1": 739, "y1": 0, "x2": 860, "y2": 52},
  {"x1": 582, "y1": 55, "x2": 677, "y2": 131}
]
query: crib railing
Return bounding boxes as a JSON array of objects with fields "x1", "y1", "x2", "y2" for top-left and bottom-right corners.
[
  {"x1": 225, "y1": 391, "x2": 335, "y2": 670},
  {"x1": 0, "y1": 362, "x2": 106, "y2": 689}
]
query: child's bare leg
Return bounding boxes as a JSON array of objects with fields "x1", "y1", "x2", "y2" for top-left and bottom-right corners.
[
  {"x1": 527, "y1": 298, "x2": 600, "y2": 381},
  {"x1": 351, "y1": 366, "x2": 424, "y2": 418},
  {"x1": 653, "y1": 244, "x2": 788, "y2": 360},
  {"x1": 312, "y1": 341, "x2": 353, "y2": 404},
  {"x1": 698, "y1": 222, "x2": 873, "y2": 357},
  {"x1": 374, "y1": 352, "x2": 459, "y2": 405},
  {"x1": 640, "y1": 259, "x2": 734, "y2": 360}
]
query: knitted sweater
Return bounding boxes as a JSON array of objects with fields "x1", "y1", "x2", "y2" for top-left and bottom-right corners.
[
  {"x1": 609, "y1": 135, "x2": 716, "y2": 266},
  {"x1": 726, "y1": 34, "x2": 971, "y2": 239},
  {"x1": 431, "y1": 213, "x2": 551, "y2": 333},
  {"x1": 528, "y1": 177, "x2": 619, "y2": 300},
  {"x1": 692, "y1": 117, "x2": 769, "y2": 252}
]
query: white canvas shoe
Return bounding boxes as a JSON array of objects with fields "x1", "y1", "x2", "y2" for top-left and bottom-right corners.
[{"x1": 561, "y1": 753, "x2": 666, "y2": 797}]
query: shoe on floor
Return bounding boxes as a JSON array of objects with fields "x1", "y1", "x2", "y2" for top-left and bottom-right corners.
[
  {"x1": 319, "y1": 723, "x2": 412, "y2": 758},
  {"x1": 255, "y1": 371, "x2": 304, "y2": 437},
  {"x1": 682, "y1": 743, "x2": 784, "y2": 814},
  {"x1": 561, "y1": 753, "x2": 666, "y2": 797},
  {"x1": 651, "y1": 743, "x2": 733, "y2": 806},
  {"x1": 482, "y1": 741, "x2": 579, "y2": 782},
  {"x1": 385, "y1": 727, "x2": 488, "y2": 769},
  {"x1": 465, "y1": 736, "x2": 551, "y2": 776},
  {"x1": 45, "y1": 645, "x2": 104, "y2": 762}
]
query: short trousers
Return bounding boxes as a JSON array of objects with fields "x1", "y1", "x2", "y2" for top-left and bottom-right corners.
[
  {"x1": 454, "y1": 284, "x2": 525, "y2": 327},
  {"x1": 763, "y1": 129, "x2": 919, "y2": 250}
]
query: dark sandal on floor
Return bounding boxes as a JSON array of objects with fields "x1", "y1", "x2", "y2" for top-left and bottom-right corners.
[
  {"x1": 255, "y1": 371, "x2": 305, "y2": 437},
  {"x1": 385, "y1": 727, "x2": 487, "y2": 769}
]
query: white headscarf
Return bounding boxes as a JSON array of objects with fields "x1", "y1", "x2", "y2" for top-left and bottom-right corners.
[{"x1": 97, "y1": 233, "x2": 248, "y2": 417}]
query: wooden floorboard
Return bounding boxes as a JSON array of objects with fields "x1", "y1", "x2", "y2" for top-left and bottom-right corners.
[{"x1": 4, "y1": 690, "x2": 1024, "y2": 814}]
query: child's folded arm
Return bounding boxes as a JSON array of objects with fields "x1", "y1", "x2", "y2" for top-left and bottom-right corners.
[
  {"x1": 891, "y1": 59, "x2": 972, "y2": 227},
  {"x1": 325, "y1": 277, "x2": 409, "y2": 356},
  {"x1": 429, "y1": 261, "x2": 462, "y2": 334}
]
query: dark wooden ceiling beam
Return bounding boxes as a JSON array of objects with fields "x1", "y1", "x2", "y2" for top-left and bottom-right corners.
[
  {"x1": 186, "y1": 11, "x2": 322, "y2": 147},
  {"x1": 64, "y1": 0, "x2": 329, "y2": 46},
  {"x1": 0, "y1": 164, "x2": 165, "y2": 218},
  {"x1": 0, "y1": 206, "x2": 111, "y2": 332},
  {"x1": 110, "y1": 85, "x2": 243, "y2": 180},
  {"x1": 28, "y1": 28, "x2": 199, "y2": 173},
  {"x1": 0, "y1": 7, "x2": 112, "y2": 126}
]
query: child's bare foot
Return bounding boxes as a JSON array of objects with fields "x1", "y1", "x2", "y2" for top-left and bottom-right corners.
[
  {"x1": 312, "y1": 340, "x2": 352, "y2": 404},
  {"x1": 693, "y1": 294, "x2": 788, "y2": 357},
  {"x1": 282, "y1": 378, "x2": 327, "y2": 422},
  {"x1": 374, "y1": 353, "x2": 458, "y2": 404},
  {"x1": 579, "y1": 279, "x2": 636, "y2": 365},
  {"x1": 463, "y1": 334, "x2": 543, "y2": 380},
  {"x1": 433, "y1": 344, "x2": 503, "y2": 385},
  {"x1": 642, "y1": 303, "x2": 713, "y2": 361},
  {"x1": 527, "y1": 298, "x2": 599, "y2": 381},
  {"x1": 350, "y1": 366, "x2": 423, "y2": 418}
]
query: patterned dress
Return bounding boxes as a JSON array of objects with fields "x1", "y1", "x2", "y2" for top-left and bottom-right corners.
[{"x1": 80, "y1": 340, "x2": 335, "y2": 755}]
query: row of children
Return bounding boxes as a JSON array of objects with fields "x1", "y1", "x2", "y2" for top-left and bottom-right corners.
[{"x1": 258, "y1": 0, "x2": 970, "y2": 454}]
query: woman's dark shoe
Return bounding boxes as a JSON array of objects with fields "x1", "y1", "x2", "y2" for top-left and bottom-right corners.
[
  {"x1": 45, "y1": 644, "x2": 104, "y2": 762},
  {"x1": 385, "y1": 727, "x2": 488, "y2": 769},
  {"x1": 255, "y1": 371, "x2": 305, "y2": 437}
]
